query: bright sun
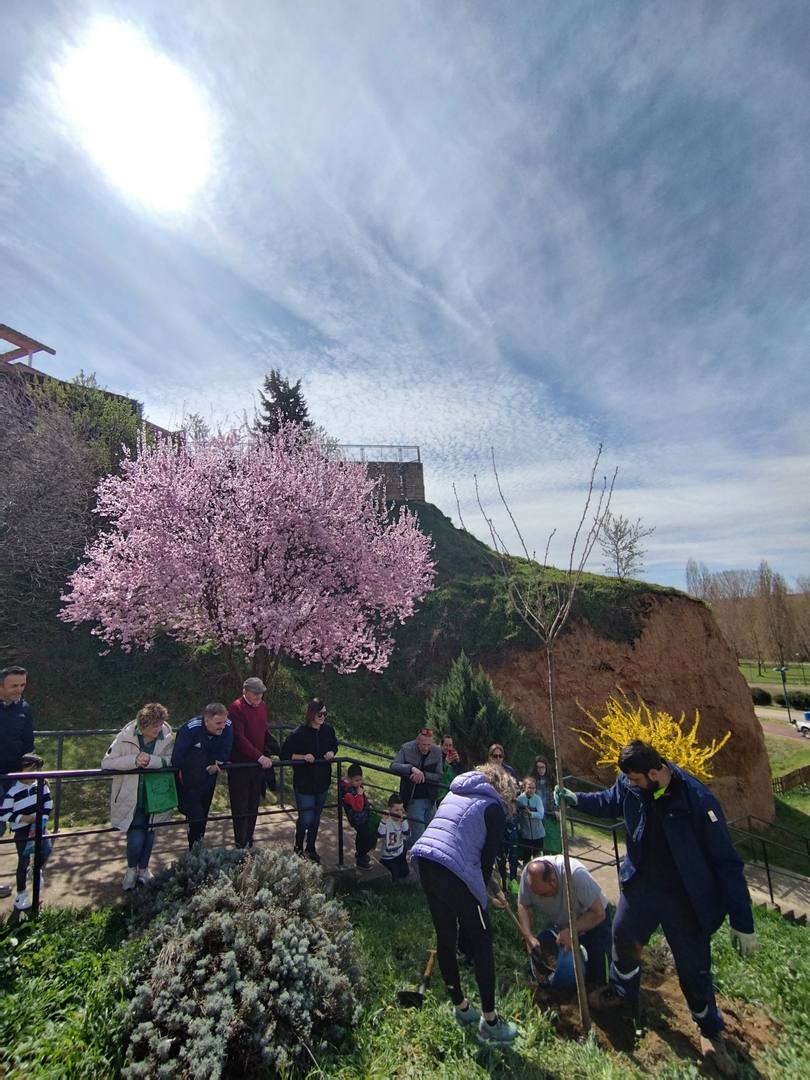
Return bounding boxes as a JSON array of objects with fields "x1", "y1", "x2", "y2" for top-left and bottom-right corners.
[{"x1": 54, "y1": 20, "x2": 215, "y2": 214}]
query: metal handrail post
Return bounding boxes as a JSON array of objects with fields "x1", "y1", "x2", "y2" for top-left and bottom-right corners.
[
  {"x1": 52, "y1": 734, "x2": 64, "y2": 834},
  {"x1": 336, "y1": 760, "x2": 344, "y2": 868},
  {"x1": 30, "y1": 777, "x2": 47, "y2": 918}
]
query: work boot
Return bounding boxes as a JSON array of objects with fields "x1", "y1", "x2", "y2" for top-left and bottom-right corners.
[
  {"x1": 699, "y1": 1034, "x2": 737, "y2": 1077},
  {"x1": 477, "y1": 1015, "x2": 518, "y2": 1045}
]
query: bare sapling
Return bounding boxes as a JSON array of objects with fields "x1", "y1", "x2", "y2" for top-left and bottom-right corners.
[{"x1": 457, "y1": 445, "x2": 616, "y2": 1033}]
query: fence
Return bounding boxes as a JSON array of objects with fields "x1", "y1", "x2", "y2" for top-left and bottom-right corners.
[{"x1": 772, "y1": 765, "x2": 810, "y2": 795}]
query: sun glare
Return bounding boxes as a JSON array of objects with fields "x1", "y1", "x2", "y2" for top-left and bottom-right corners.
[{"x1": 54, "y1": 20, "x2": 215, "y2": 214}]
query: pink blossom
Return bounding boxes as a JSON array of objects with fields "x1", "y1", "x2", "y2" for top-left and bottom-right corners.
[{"x1": 61, "y1": 427, "x2": 435, "y2": 677}]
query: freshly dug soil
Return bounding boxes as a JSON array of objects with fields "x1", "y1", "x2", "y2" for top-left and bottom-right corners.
[{"x1": 538, "y1": 946, "x2": 777, "y2": 1078}]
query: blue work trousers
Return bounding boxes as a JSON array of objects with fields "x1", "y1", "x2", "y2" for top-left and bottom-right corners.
[{"x1": 611, "y1": 877, "x2": 723, "y2": 1037}]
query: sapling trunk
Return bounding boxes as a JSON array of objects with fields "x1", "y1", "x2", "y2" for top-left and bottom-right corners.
[{"x1": 546, "y1": 646, "x2": 591, "y2": 1031}]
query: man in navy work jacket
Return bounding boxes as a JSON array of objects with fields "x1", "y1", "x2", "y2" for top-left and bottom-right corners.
[
  {"x1": 556, "y1": 739, "x2": 757, "y2": 1073},
  {"x1": 0, "y1": 666, "x2": 34, "y2": 897},
  {"x1": 172, "y1": 703, "x2": 233, "y2": 849}
]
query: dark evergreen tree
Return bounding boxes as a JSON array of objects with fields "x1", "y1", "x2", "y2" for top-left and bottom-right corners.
[
  {"x1": 425, "y1": 650, "x2": 524, "y2": 766},
  {"x1": 254, "y1": 369, "x2": 312, "y2": 438}
]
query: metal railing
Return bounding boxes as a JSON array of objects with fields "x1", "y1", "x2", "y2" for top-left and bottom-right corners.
[
  {"x1": 338, "y1": 444, "x2": 421, "y2": 463},
  {"x1": 0, "y1": 743, "x2": 419, "y2": 919}
]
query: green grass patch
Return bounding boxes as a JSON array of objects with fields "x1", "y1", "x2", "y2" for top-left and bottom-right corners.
[
  {"x1": 0, "y1": 907, "x2": 144, "y2": 1079},
  {"x1": 764, "y1": 735, "x2": 810, "y2": 778},
  {"x1": 2, "y1": 885, "x2": 809, "y2": 1078},
  {"x1": 740, "y1": 660, "x2": 810, "y2": 687}
]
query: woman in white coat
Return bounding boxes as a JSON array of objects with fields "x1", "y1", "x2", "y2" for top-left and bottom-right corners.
[{"x1": 102, "y1": 702, "x2": 175, "y2": 890}]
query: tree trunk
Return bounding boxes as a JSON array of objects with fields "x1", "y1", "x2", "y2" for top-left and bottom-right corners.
[{"x1": 546, "y1": 645, "x2": 591, "y2": 1033}]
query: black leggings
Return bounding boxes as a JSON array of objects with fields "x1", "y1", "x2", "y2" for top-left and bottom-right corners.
[{"x1": 417, "y1": 858, "x2": 496, "y2": 1014}]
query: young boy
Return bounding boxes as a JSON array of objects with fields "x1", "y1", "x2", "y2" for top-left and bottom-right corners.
[
  {"x1": 341, "y1": 763, "x2": 377, "y2": 870},
  {"x1": 378, "y1": 793, "x2": 410, "y2": 881},
  {"x1": 0, "y1": 753, "x2": 53, "y2": 911}
]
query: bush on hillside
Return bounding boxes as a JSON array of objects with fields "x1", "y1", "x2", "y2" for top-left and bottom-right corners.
[
  {"x1": 425, "y1": 650, "x2": 526, "y2": 766},
  {"x1": 751, "y1": 687, "x2": 772, "y2": 706},
  {"x1": 576, "y1": 690, "x2": 731, "y2": 783},
  {"x1": 774, "y1": 690, "x2": 810, "y2": 710},
  {"x1": 121, "y1": 847, "x2": 361, "y2": 1079}
]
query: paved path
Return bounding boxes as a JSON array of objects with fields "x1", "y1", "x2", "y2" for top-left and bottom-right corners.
[
  {"x1": 4, "y1": 807, "x2": 808, "y2": 925},
  {"x1": 756, "y1": 707, "x2": 810, "y2": 740}
]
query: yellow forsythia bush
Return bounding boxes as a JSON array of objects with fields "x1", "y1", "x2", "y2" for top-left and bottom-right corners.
[{"x1": 575, "y1": 690, "x2": 731, "y2": 783}]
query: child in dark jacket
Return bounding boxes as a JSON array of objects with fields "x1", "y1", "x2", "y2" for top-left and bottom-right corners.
[{"x1": 341, "y1": 763, "x2": 377, "y2": 870}]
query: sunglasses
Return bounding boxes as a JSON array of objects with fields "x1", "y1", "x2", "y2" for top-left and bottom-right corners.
[{"x1": 491, "y1": 753, "x2": 504, "y2": 760}]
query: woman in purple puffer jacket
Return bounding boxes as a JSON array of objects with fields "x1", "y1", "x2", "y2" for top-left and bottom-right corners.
[{"x1": 411, "y1": 763, "x2": 519, "y2": 1046}]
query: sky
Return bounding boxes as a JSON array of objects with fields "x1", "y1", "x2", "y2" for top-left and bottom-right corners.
[{"x1": 2, "y1": 0, "x2": 809, "y2": 588}]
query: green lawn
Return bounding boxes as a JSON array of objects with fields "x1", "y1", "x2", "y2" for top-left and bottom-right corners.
[
  {"x1": 2, "y1": 884, "x2": 810, "y2": 1079},
  {"x1": 740, "y1": 660, "x2": 810, "y2": 687},
  {"x1": 764, "y1": 735, "x2": 810, "y2": 777}
]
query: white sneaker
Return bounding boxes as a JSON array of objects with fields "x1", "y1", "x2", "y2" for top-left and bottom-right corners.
[
  {"x1": 14, "y1": 890, "x2": 31, "y2": 910},
  {"x1": 122, "y1": 867, "x2": 138, "y2": 891},
  {"x1": 137, "y1": 867, "x2": 153, "y2": 886}
]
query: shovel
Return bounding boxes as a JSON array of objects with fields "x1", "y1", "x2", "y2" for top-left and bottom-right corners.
[{"x1": 396, "y1": 949, "x2": 437, "y2": 1008}]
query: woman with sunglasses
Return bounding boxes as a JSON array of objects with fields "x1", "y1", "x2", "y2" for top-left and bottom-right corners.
[
  {"x1": 487, "y1": 744, "x2": 519, "y2": 884},
  {"x1": 281, "y1": 699, "x2": 338, "y2": 864}
]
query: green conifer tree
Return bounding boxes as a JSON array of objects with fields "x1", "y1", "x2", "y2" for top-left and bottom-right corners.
[
  {"x1": 254, "y1": 369, "x2": 312, "y2": 438},
  {"x1": 425, "y1": 650, "x2": 523, "y2": 765}
]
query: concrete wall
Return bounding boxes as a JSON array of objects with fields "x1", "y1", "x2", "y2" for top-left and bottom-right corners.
[{"x1": 366, "y1": 461, "x2": 425, "y2": 501}]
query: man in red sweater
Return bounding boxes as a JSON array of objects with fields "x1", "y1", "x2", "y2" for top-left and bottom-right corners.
[{"x1": 228, "y1": 677, "x2": 274, "y2": 848}]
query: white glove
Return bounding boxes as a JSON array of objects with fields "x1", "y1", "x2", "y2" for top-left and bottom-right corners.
[{"x1": 730, "y1": 927, "x2": 758, "y2": 957}]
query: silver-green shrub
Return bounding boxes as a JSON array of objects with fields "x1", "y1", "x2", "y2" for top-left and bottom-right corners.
[{"x1": 121, "y1": 846, "x2": 361, "y2": 1078}]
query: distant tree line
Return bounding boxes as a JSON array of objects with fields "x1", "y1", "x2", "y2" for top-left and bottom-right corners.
[{"x1": 685, "y1": 558, "x2": 810, "y2": 670}]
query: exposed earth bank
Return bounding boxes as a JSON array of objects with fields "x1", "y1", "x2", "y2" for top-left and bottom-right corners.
[{"x1": 483, "y1": 593, "x2": 774, "y2": 823}]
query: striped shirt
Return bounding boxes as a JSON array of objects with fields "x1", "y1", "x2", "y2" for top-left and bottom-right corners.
[{"x1": 0, "y1": 777, "x2": 53, "y2": 830}]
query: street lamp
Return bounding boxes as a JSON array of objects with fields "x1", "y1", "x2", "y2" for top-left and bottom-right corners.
[{"x1": 775, "y1": 665, "x2": 793, "y2": 725}]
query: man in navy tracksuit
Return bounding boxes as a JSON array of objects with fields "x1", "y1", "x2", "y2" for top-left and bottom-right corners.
[
  {"x1": 557, "y1": 740, "x2": 757, "y2": 1070},
  {"x1": 0, "y1": 666, "x2": 34, "y2": 897},
  {"x1": 172, "y1": 703, "x2": 233, "y2": 849}
]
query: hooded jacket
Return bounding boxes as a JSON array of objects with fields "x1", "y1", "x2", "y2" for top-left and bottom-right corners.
[{"x1": 411, "y1": 771, "x2": 506, "y2": 908}]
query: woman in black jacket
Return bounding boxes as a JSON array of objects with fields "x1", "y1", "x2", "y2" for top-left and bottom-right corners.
[{"x1": 280, "y1": 699, "x2": 338, "y2": 864}]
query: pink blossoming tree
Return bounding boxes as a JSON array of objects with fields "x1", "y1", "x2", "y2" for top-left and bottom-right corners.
[{"x1": 60, "y1": 428, "x2": 435, "y2": 687}]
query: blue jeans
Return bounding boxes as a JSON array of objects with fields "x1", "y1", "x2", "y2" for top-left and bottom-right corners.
[
  {"x1": 294, "y1": 790, "x2": 328, "y2": 852},
  {"x1": 535, "y1": 916, "x2": 612, "y2": 989},
  {"x1": 406, "y1": 798, "x2": 435, "y2": 846},
  {"x1": 126, "y1": 805, "x2": 156, "y2": 869}
]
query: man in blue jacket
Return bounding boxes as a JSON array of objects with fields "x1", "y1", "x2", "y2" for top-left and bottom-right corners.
[
  {"x1": 557, "y1": 740, "x2": 757, "y2": 1071},
  {"x1": 0, "y1": 666, "x2": 34, "y2": 896},
  {"x1": 172, "y1": 703, "x2": 233, "y2": 849}
]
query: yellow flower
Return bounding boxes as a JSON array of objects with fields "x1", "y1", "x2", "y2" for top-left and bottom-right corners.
[{"x1": 574, "y1": 689, "x2": 730, "y2": 783}]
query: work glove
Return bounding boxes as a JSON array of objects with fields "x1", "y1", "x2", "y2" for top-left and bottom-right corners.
[
  {"x1": 730, "y1": 927, "x2": 759, "y2": 957},
  {"x1": 553, "y1": 785, "x2": 578, "y2": 808}
]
